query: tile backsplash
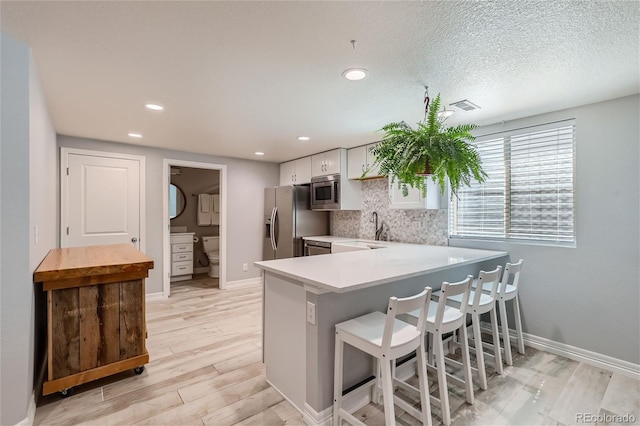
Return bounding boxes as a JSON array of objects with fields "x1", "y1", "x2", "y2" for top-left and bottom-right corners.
[{"x1": 331, "y1": 178, "x2": 448, "y2": 246}]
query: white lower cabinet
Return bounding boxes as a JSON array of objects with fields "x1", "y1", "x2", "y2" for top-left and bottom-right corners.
[
  {"x1": 170, "y1": 233, "x2": 194, "y2": 281},
  {"x1": 389, "y1": 176, "x2": 442, "y2": 210}
]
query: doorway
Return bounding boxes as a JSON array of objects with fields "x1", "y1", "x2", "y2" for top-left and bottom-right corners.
[{"x1": 162, "y1": 159, "x2": 227, "y2": 297}]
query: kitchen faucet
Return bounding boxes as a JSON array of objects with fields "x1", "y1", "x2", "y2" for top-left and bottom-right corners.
[{"x1": 372, "y1": 212, "x2": 384, "y2": 241}]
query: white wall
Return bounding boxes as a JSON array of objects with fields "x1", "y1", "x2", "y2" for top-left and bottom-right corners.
[
  {"x1": 450, "y1": 94, "x2": 640, "y2": 365},
  {"x1": 0, "y1": 33, "x2": 57, "y2": 425},
  {"x1": 57, "y1": 136, "x2": 279, "y2": 292}
]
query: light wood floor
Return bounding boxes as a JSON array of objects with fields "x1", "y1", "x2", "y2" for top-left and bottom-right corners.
[{"x1": 34, "y1": 275, "x2": 639, "y2": 425}]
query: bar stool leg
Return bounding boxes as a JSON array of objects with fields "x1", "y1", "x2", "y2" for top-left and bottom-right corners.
[
  {"x1": 434, "y1": 332, "x2": 451, "y2": 426},
  {"x1": 498, "y1": 299, "x2": 513, "y2": 365},
  {"x1": 427, "y1": 333, "x2": 435, "y2": 365},
  {"x1": 489, "y1": 308, "x2": 503, "y2": 374},
  {"x1": 459, "y1": 323, "x2": 474, "y2": 405},
  {"x1": 380, "y1": 357, "x2": 396, "y2": 426},
  {"x1": 416, "y1": 346, "x2": 432, "y2": 426},
  {"x1": 513, "y1": 295, "x2": 525, "y2": 354},
  {"x1": 471, "y1": 313, "x2": 488, "y2": 390},
  {"x1": 333, "y1": 332, "x2": 344, "y2": 426},
  {"x1": 372, "y1": 358, "x2": 381, "y2": 404}
]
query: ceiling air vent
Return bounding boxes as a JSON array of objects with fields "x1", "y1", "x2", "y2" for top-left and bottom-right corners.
[{"x1": 450, "y1": 99, "x2": 481, "y2": 111}]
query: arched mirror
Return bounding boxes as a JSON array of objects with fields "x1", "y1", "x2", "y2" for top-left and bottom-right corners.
[{"x1": 169, "y1": 183, "x2": 186, "y2": 219}]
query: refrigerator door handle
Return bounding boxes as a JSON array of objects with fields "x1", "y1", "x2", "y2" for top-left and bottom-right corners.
[
  {"x1": 272, "y1": 207, "x2": 279, "y2": 250},
  {"x1": 270, "y1": 207, "x2": 277, "y2": 251}
]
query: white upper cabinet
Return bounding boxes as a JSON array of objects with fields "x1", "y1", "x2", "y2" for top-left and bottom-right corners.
[
  {"x1": 312, "y1": 149, "x2": 342, "y2": 177},
  {"x1": 367, "y1": 143, "x2": 381, "y2": 177},
  {"x1": 348, "y1": 143, "x2": 381, "y2": 179},
  {"x1": 280, "y1": 161, "x2": 295, "y2": 186},
  {"x1": 295, "y1": 156, "x2": 312, "y2": 183},
  {"x1": 347, "y1": 146, "x2": 366, "y2": 179},
  {"x1": 279, "y1": 156, "x2": 312, "y2": 185},
  {"x1": 389, "y1": 176, "x2": 442, "y2": 210}
]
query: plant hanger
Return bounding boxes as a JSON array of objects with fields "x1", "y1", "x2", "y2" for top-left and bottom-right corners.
[{"x1": 369, "y1": 86, "x2": 487, "y2": 198}]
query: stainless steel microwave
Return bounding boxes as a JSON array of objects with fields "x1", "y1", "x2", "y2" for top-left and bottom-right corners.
[{"x1": 310, "y1": 174, "x2": 340, "y2": 210}]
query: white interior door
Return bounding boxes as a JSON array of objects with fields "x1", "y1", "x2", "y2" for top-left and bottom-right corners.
[{"x1": 62, "y1": 148, "x2": 144, "y2": 249}]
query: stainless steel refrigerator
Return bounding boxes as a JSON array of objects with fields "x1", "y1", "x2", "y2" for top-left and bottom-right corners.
[{"x1": 263, "y1": 185, "x2": 329, "y2": 260}]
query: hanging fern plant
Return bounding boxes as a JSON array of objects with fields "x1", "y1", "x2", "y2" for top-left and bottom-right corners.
[{"x1": 370, "y1": 92, "x2": 487, "y2": 197}]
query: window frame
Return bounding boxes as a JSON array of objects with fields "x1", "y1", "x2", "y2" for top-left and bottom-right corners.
[{"x1": 449, "y1": 119, "x2": 577, "y2": 247}]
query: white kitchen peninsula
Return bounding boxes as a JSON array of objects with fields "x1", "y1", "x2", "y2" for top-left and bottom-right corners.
[{"x1": 254, "y1": 243, "x2": 508, "y2": 426}]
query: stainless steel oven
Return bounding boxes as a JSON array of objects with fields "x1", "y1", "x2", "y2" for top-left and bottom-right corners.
[
  {"x1": 310, "y1": 174, "x2": 340, "y2": 210},
  {"x1": 304, "y1": 239, "x2": 332, "y2": 256}
]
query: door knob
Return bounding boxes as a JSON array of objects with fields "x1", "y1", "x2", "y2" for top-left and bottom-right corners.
[{"x1": 131, "y1": 237, "x2": 138, "y2": 243}]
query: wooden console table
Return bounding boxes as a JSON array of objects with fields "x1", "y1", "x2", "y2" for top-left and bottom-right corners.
[{"x1": 34, "y1": 244, "x2": 154, "y2": 396}]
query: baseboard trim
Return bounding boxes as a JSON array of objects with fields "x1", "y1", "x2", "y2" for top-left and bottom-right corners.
[
  {"x1": 303, "y1": 403, "x2": 333, "y2": 426},
  {"x1": 194, "y1": 266, "x2": 209, "y2": 274},
  {"x1": 266, "y1": 359, "x2": 422, "y2": 426},
  {"x1": 265, "y1": 379, "x2": 307, "y2": 422},
  {"x1": 15, "y1": 392, "x2": 36, "y2": 426},
  {"x1": 479, "y1": 322, "x2": 640, "y2": 379},
  {"x1": 302, "y1": 385, "x2": 371, "y2": 426},
  {"x1": 145, "y1": 292, "x2": 165, "y2": 302},
  {"x1": 225, "y1": 277, "x2": 262, "y2": 290}
]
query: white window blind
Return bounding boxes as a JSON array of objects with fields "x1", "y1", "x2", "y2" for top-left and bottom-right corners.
[{"x1": 450, "y1": 120, "x2": 575, "y2": 245}]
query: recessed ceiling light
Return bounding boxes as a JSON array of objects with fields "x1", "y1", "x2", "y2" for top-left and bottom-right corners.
[
  {"x1": 128, "y1": 132, "x2": 143, "y2": 138},
  {"x1": 297, "y1": 136, "x2": 310, "y2": 141},
  {"x1": 144, "y1": 103, "x2": 164, "y2": 111},
  {"x1": 255, "y1": 152, "x2": 265, "y2": 156},
  {"x1": 342, "y1": 68, "x2": 368, "y2": 81}
]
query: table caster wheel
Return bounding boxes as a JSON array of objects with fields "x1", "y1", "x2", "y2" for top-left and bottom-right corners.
[
  {"x1": 133, "y1": 366, "x2": 145, "y2": 375},
  {"x1": 59, "y1": 387, "x2": 73, "y2": 398}
]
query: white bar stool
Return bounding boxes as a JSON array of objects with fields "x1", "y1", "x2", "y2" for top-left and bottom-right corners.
[
  {"x1": 472, "y1": 259, "x2": 525, "y2": 366},
  {"x1": 436, "y1": 266, "x2": 503, "y2": 391},
  {"x1": 403, "y1": 276, "x2": 475, "y2": 426},
  {"x1": 333, "y1": 287, "x2": 433, "y2": 426}
]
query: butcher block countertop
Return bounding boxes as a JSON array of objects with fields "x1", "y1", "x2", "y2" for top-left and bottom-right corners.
[{"x1": 34, "y1": 244, "x2": 154, "y2": 289}]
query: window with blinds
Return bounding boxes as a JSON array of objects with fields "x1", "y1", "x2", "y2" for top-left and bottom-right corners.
[{"x1": 450, "y1": 120, "x2": 575, "y2": 245}]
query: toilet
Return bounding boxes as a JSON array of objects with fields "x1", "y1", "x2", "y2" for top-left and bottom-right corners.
[{"x1": 202, "y1": 236, "x2": 220, "y2": 278}]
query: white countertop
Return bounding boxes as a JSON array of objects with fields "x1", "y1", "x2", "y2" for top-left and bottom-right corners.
[
  {"x1": 301, "y1": 235, "x2": 354, "y2": 243},
  {"x1": 255, "y1": 242, "x2": 507, "y2": 293}
]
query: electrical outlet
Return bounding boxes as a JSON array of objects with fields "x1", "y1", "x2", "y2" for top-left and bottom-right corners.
[
  {"x1": 306, "y1": 301, "x2": 316, "y2": 325},
  {"x1": 242, "y1": 263, "x2": 248, "y2": 272},
  {"x1": 34, "y1": 225, "x2": 39, "y2": 245}
]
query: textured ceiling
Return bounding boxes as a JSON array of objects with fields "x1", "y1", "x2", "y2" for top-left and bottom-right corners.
[{"x1": 2, "y1": 1, "x2": 638, "y2": 162}]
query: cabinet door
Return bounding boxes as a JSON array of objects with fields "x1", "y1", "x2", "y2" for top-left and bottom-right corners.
[
  {"x1": 389, "y1": 176, "x2": 441, "y2": 209},
  {"x1": 389, "y1": 177, "x2": 426, "y2": 209},
  {"x1": 311, "y1": 153, "x2": 326, "y2": 177},
  {"x1": 280, "y1": 161, "x2": 295, "y2": 186},
  {"x1": 324, "y1": 149, "x2": 342, "y2": 175},
  {"x1": 294, "y1": 156, "x2": 312, "y2": 184},
  {"x1": 365, "y1": 143, "x2": 382, "y2": 178},
  {"x1": 348, "y1": 146, "x2": 367, "y2": 179}
]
